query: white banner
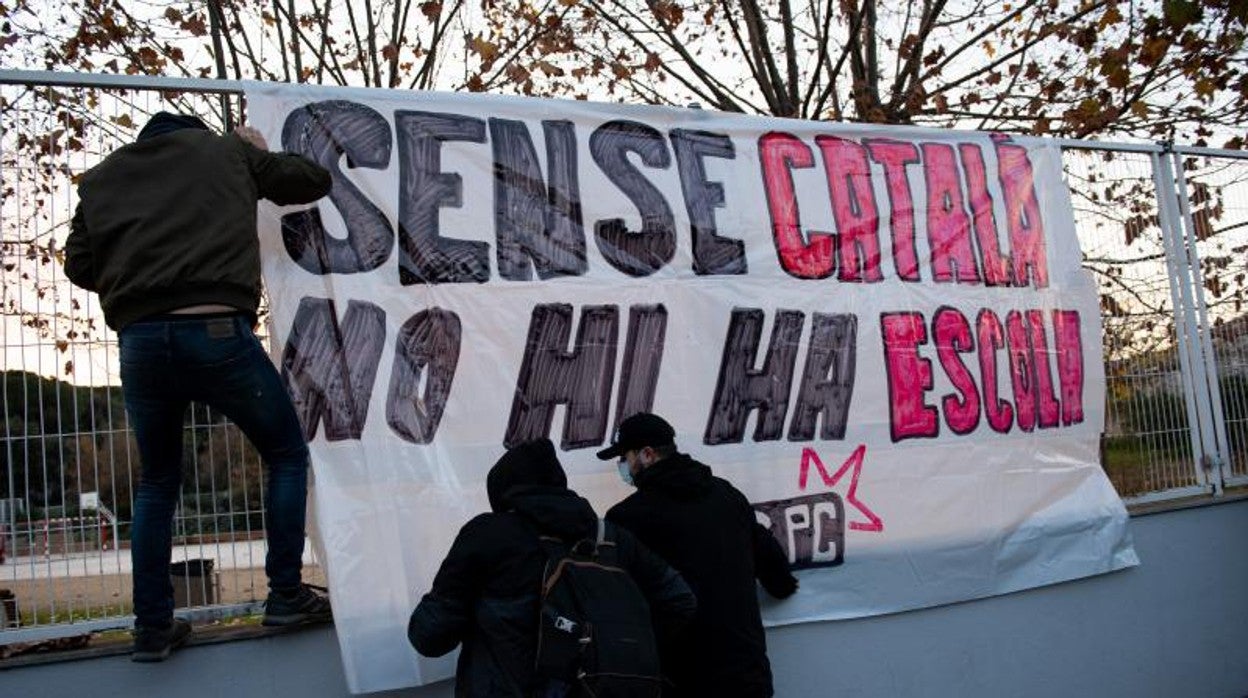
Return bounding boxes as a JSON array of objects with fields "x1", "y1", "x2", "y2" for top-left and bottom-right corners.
[{"x1": 248, "y1": 83, "x2": 1138, "y2": 694}]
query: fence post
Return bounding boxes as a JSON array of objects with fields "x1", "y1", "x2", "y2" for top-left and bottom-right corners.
[
  {"x1": 1168, "y1": 150, "x2": 1231, "y2": 494},
  {"x1": 1151, "y1": 149, "x2": 1217, "y2": 493}
]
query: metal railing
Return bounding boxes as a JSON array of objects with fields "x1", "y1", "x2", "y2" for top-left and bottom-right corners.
[
  {"x1": 1059, "y1": 139, "x2": 1248, "y2": 501},
  {"x1": 0, "y1": 71, "x2": 325, "y2": 643},
  {"x1": 1, "y1": 69, "x2": 1246, "y2": 642}
]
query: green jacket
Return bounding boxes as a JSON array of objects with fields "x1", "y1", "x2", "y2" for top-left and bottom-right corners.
[{"x1": 65, "y1": 128, "x2": 331, "y2": 329}]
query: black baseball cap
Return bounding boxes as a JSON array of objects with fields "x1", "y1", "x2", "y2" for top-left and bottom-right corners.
[{"x1": 595, "y1": 413, "x2": 676, "y2": 460}]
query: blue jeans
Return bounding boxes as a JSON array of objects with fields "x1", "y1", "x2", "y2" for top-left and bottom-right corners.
[{"x1": 120, "y1": 314, "x2": 309, "y2": 628}]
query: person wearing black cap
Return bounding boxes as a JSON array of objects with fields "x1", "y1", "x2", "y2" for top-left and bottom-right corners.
[
  {"x1": 408, "y1": 438, "x2": 697, "y2": 697},
  {"x1": 64, "y1": 112, "x2": 333, "y2": 661},
  {"x1": 599, "y1": 413, "x2": 798, "y2": 698}
]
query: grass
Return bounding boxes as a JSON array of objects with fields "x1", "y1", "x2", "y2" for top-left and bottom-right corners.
[
  {"x1": 22, "y1": 603, "x2": 132, "y2": 627},
  {"x1": 1102, "y1": 435, "x2": 1196, "y2": 497}
]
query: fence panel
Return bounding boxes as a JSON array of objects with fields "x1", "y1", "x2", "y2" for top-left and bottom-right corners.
[
  {"x1": 1, "y1": 79, "x2": 324, "y2": 640},
  {"x1": 1174, "y1": 151, "x2": 1248, "y2": 488},
  {"x1": 1061, "y1": 148, "x2": 1206, "y2": 498}
]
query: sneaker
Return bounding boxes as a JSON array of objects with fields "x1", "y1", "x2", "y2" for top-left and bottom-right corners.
[
  {"x1": 262, "y1": 583, "x2": 332, "y2": 627},
  {"x1": 132, "y1": 618, "x2": 192, "y2": 662}
]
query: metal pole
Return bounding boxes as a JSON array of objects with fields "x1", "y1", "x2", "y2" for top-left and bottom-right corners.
[
  {"x1": 1151, "y1": 150, "x2": 1213, "y2": 491},
  {"x1": 1169, "y1": 150, "x2": 1230, "y2": 494},
  {"x1": 0, "y1": 69, "x2": 246, "y2": 94}
]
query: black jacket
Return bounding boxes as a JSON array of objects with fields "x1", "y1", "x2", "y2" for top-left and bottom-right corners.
[
  {"x1": 64, "y1": 116, "x2": 330, "y2": 329},
  {"x1": 408, "y1": 441, "x2": 697, "y2": 698},
  {"x1": 606, "y1": 453, "x2": 798, "y2": 698}
]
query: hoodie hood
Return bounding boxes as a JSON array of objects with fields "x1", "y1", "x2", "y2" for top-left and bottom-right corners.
[
  {"x1": 486, "y1": 438, "x2": 567, "y2": 513},
  {"x1": 486, "y1": 439, "x2": 596, "y2": 541},
  {"x1": 137, "y1": 112, "x2": 212, "y2": 142},
  {"x1": 507, "y1": 485, "x2": 597, "y2": 541},
  {"x1": 633, "y1": 452, "x2": 714, "y2": 500}
]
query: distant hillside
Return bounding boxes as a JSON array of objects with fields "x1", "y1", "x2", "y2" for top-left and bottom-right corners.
[{"x1": 2, "y1": 371, "x2": 263, "y2": 532}]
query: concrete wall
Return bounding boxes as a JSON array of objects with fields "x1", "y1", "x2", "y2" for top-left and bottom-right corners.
[{"x1": 3, "y1": 499, "x2": 1246, "y2": 698}]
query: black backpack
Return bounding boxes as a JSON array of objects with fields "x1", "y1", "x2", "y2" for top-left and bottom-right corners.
[{"x1": 534, "y1": 519, "x2": 662, "y2": 698}]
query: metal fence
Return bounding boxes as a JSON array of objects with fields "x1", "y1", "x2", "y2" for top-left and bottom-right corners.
[
  {"x1": 0, "y1": 72, "x2": 328, "y2": 643},
  {"x1": 1, "y1": 70, "x2": 1246, "y2": 642},
  {"x1": 1060, "y1": 142, "x2": 1248, "y2": 501}
]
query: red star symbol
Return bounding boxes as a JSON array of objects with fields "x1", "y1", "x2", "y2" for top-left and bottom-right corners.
[{"x1": 797, "y1": 444, "x2": 883, "y2": 532}]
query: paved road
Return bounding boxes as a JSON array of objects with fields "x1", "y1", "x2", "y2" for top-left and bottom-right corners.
[{"x1": 0, "y1": 540, "x2": 319, "y2": 581}]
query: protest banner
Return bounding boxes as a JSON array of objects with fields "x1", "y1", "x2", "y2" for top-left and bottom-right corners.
[{"x1": 248, "y1": 83, "x2": 1138, "y2": 693}]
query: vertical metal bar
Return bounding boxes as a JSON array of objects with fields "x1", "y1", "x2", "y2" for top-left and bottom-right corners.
[
  {"x1": 1, "y1": 98, "x2": 16, "y2": 561},
  {"x1": 1169, "y1": 150, "x2": 1230, "y2": 494},
  {"x1": 80, "y1": 103, "x2": 108, "y2": 617},
  {"x1": 1151, "y1": 150, "x2": 1212, "y2": 490}
]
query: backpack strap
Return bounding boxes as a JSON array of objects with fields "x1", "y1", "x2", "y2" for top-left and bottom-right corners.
[{"x1": 525, "y1": 514, "x2": 614, "y2": 560}]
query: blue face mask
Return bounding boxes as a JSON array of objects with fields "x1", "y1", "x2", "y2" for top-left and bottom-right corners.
[{"x1": 617, "y1": 460, "x2": 635, "y2": 487}]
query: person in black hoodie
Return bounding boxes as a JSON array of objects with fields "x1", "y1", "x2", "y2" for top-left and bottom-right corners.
[
  {"x1": 408, "y1": 438, "x2": 697, "y2": 697},
  {"x1": 599, "y1": 413, "x2": 799, "y2": 698}
]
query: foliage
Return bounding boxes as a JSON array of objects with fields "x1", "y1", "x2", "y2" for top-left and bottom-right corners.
[
  {"x1": 500, "y1": 0, "x2": 1248, "y2": 144},
  {"x1": 1219, "y1": 372, "x2": 1248, "y2": 455},
  {"x1": 2, "y1": 370, "x2": 129, "y2": 508},
  {"x1": 0, "y1": 1, "x2": 1244, "y2": 142},
  {"x1": 1065, "y1": 149, "x2": 1248, "y2": 372}
]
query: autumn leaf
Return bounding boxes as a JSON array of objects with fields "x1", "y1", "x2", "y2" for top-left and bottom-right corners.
[
  {"x1": 1189, "y1": 181, "x2": 1210, "y2": 205},
  {"x1": 1163, "y1": 0, "x2": 1202, "y2": 28},
  {"x1": 181, "y1": 15, "x2": 207, "y2": 37},
  {"x1": 471, "y1": 36, "x2": 500, "y2": 63},
  {"x1": 1098, "y1": 5, "x2": 1123, "y2": 30},
  {"x1": 1123, "y1": 214, "x2": 1154, "y2": 246},
  {"x1": 651, "y1": 0, "x2": 684, "y2": 26},
  {"x1": 136, "y1": 46, "x2": 163, "y2": 70},
  {"x1": 1194, "y1": 78, "x2": 1216, "y2": 100},
  {"x1": 535, "y1": 60, "x2": 564, "y2": 77},
  {"x1": 898, "y1": 33, "x2": 918, "y2": 61},
  {"x1": 506, "y1": 64, "x2": 531, "y2": 83},
  {"x1": 1104, "y1": 63, "x2": 1129, "y2": 90}
]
